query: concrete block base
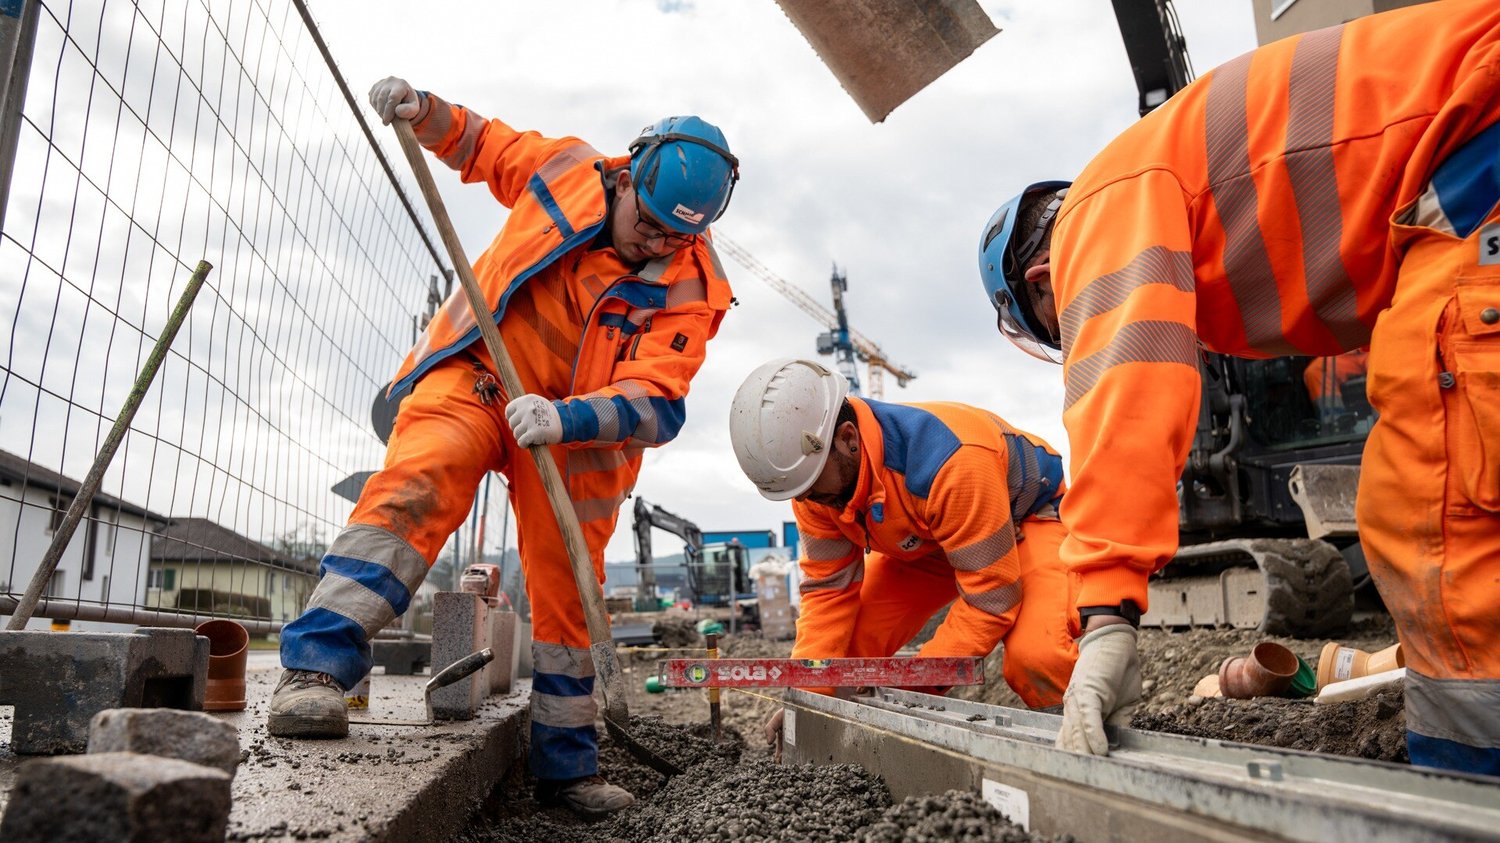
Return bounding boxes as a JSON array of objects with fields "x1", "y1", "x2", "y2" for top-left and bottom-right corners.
[
  {"x1": 0, "y1": 628, "x2": 209, "y2": 754},
  {"x1": 0, "y1": 752, "x2": 230, "y2": 842},
  {"x1": 372, "y1": 640, "x2": 431, "y2": 676}
]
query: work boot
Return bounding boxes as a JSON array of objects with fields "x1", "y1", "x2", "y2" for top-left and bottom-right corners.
[
  {"x1": 267, "y1": 669, "x2": 348, "y2": 738},
  {"x1": 537, "y1": 775, "x2": 634, "y2": 817}
]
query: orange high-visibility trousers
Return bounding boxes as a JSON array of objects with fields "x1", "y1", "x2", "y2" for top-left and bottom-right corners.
[
  {"x1": 1360, "y1": 203, "x2": 1500, "y2": 772},
  {"x1": 841, "y1": 518, "x2": 1079, "y2": 708},
  {"x1": 298, "y1": 355, "x2": 625, "y2": 781}
]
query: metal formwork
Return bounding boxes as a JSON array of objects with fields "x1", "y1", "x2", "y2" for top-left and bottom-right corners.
[{"x1": 782, "y1": 688, "x2": 1500, "y2": 843}]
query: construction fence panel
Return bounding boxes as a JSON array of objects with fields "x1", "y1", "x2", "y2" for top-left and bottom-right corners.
[{"x1": 0, "y1": 0, "x2": 452, "y2": 633}]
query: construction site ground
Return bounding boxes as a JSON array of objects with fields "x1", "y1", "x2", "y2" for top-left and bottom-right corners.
[
  {"x1": 458, "y1": 614, "x2": 1408, "y2": 842},
  {"x1": 0, "y1": 614, "x2": 1411, "y2": 842},
  {"x1": 0, "y1": 660, "x2": 531, "y2": 842}
]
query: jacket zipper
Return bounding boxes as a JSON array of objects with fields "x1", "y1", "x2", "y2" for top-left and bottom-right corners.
[{"x1": 854, "y1": 510, "x2": 872, "y2": 554}]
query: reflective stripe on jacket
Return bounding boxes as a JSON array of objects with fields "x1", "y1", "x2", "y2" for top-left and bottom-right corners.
[
  {"x1": 790, "y1": 399, "x2": 1065, "y2": 660},
  {"x1": 1052, "y1": 1, "x2": 1500, "y2": 610},
  {"x1": 389, "y1": 93, "x2": 733, "y2": 448}
]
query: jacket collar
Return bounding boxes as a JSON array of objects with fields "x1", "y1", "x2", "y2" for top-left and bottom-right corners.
[{"x1": 829, "y1": 397, "x2": 884, "y2": 526}]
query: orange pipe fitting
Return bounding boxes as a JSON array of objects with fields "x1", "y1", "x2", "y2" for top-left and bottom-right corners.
[
  {"x1": 1316, "y1": 642, "x2": 1404, "y2": 690},
  {"x1": 196, "y1": 619, "x2": 249, "y2": 712},
  {"x1": 1218, "y1": 642, "x2": 1299, "y2": 699}
]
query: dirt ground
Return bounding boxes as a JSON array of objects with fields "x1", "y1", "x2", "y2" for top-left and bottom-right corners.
[{"x1": 951, "y1": 614, "x2": 1406, "y2": 761}]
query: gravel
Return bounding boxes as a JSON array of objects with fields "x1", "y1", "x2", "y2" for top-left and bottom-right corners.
[
  {"x1": 460, "y1": 720, "x2": 1057, "y2": 843},
  {"x1": 860, "y1": 790, "x2": 1076, "y2": 843}
]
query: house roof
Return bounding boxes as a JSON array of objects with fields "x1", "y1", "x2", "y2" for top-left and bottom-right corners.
[
  {"x1": 151, "y1": 518, "x2": 319, "y2": 576},
  {"x1": 0, "y1": 447, "x2": 169, "y2": 523}
]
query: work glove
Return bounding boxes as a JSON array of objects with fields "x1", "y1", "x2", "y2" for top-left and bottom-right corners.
[
  {"x1": 1056, "y1": 623, "x2": 1142, "y2": 756},
  {"x1": 368, "y1": 76, "x2": 421, "y2": 125},
  {"x1": 505, "y1": 394, "x2": 563, "y2": 448}
]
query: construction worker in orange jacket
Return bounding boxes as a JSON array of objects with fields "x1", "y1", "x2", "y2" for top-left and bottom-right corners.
[
  {"x1": 1303, "y1": 349, "x2": 1369, "y2": 412},
  {"x1": 979, "y1": 1, "x2": 1500, "y2": 775},
  {"x1": 269, "y1": 76, "x2": 740, "y2": 816},
  {"x1": 729, "y1": 359, "x2": 1081, "y2": 739}
]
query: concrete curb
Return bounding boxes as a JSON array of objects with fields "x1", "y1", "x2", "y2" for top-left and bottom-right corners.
[{"x1": 2, "y1": 664, "x2": 530, "y2": 841}]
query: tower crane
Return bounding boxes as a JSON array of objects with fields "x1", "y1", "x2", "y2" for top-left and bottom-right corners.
[{"x1": 715, "y1": 235, "x2": 917, "y2": 398}]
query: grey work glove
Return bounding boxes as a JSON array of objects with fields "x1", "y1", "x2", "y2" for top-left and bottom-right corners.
[
  {"x1": 368, "y1": 76, "x2": 421, "y2": 125},
  {"x1": 1056, "y1": 623, "x2": 1142, "y2": 755}
]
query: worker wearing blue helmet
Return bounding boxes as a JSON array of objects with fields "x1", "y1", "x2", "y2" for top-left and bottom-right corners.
[{"x1": 270, "y1": 76, "x2": 740, "y2": 818}]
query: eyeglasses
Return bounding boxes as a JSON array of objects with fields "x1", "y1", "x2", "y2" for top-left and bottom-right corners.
[{"x1": 633, "y1": 192, "x2": 696, "y2": 250}]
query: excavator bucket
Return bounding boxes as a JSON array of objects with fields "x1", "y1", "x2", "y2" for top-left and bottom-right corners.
[{"x1": 774, "y1": 0, "x2": 1000, "y2": 123}]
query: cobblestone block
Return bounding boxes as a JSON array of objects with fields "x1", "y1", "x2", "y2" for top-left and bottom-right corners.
[
  {"x1": 0, "y1": 752, "x2": 231, "y2": 842},
  {"x1": 88, "y1": 708, "x2": 241, "y2": 777},
  {"x1": 488, "y1": 609, "x2": 521, "y2": 695},
  {"x1": 372, "y1": 639, "x2": 432, "y2": 675},
  {"x1": 430, "y1": 592, "x2": 491, "y2": 720}
]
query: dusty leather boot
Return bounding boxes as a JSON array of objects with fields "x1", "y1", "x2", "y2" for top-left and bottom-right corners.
[
  {"x1": 267, "y1": 669, "x2": 348, "y2": 738},
  {"x1": 537, "y1": 775, "x2": 635, "y2": 817}
]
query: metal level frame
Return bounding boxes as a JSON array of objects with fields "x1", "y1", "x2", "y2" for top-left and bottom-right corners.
[{"x1": 783, "y1": 688, "x2": 1500, "y2": 842}]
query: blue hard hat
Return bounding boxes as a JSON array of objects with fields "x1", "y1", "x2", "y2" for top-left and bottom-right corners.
[
  {"x1": 978, "y1": 180, "x2": 1071, "y2": 364},
  {"x1": 629, "y1": 116, "x2": 739, "y2": 235}
]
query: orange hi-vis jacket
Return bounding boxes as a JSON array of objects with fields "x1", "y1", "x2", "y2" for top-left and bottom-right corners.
[
  {"x1": 790, "y1": 399, "x2": 1066, "y2": 660},
  {"x1": 1052, "y1": 1, "x2": 1500, "y2": 612},
  {"x1": 389, "y1": 93, "x2": 733, "y2": 452}
]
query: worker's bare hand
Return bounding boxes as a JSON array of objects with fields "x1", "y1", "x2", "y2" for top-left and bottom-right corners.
[
  {"x1": 368, "y1": 77, "x2": 421, "y2": 125},
  {"x1": 505, "y1": 394, "x2": 563, "y2": 448},
  {"x1": 763, "y1": 708, "x2": 785, "y2": 746},
  {"x1": 1056, "y1": 624, "x2": 1142, "y2": 756}
]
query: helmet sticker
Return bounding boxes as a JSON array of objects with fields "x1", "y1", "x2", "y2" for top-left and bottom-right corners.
[{"x1": 672, "y1": 203, "x2": 705, "y2": 225}]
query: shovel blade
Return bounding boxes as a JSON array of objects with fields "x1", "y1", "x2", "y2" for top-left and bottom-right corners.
[
  {"x1": 590, "y1": 640, "x2": 630, "y2": 724},
  {"x1": 774, "y1": 0, "x2": 1000, "y2": 123}
]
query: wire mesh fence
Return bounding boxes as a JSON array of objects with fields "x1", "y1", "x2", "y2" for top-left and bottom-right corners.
[{"x1": 0, "y1": 0, "x2": 477, "y2": 633}]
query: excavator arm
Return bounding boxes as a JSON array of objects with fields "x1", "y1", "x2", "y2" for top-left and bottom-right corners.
[{"x1": 632, "y1": 497, "x2": 705, "y2": 610}]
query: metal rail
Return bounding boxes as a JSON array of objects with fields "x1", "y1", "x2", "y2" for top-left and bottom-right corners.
[
  {"x1": 782, "y1": 688, "x2": 1500, "y2": 843},
  {"x1": 0, "y1": 595, "x2": 419, "y2": 639}
]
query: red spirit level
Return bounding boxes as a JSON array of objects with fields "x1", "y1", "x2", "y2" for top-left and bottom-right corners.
[{"x1": 657, "y1": 656, "x2": 984, "y2": 688}]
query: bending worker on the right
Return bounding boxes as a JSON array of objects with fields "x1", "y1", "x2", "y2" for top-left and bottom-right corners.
[{"x1": 978, "y1": 0, "x2": 1500, "y2": 775}]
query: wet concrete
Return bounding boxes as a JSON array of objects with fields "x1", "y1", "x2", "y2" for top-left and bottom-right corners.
[{"x1": 0, "y1": 663, "x2": 529, "y2": 841}]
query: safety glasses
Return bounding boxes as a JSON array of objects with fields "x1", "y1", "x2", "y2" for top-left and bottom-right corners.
[{"x1": 632, "y1": 193, "x2": 697, "y2": 250}]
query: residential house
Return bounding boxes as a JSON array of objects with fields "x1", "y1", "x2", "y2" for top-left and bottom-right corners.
[
  {"x1": 0, "y1": 448, "x2": 169, "y2": 632},
  {"x1": 146, "y1": 519, "x2": 317, "y2": 625}
]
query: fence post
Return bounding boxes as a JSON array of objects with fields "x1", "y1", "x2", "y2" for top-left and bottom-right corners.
[{"x1": 0, "y1": 0, "x2": 38, "y2": 237}]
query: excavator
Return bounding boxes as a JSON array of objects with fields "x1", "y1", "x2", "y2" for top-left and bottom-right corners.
[
  {"x1": 774, "y1": 0, "x2": 1370, "y2": 637},
  {"x1": 631, "y1": 497, "x2": 752, "y2": 613}
]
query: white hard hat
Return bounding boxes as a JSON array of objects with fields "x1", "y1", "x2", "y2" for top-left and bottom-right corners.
[{"x1": 729, "y1": 358, "x2": 849, "y2": 501}]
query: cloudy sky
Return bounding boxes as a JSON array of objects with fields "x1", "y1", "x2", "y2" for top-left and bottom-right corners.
[{"x1": 308, "y1": 0, "x2": 1258, "y2": 564}]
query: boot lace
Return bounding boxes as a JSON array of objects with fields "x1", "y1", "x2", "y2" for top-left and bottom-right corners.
[{"x1": 278, "y1": 669, "x2": 339, "y2": 693}]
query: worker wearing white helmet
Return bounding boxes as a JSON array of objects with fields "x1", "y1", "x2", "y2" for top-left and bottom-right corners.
[{"x1": 730, "y1": 359, "x2": 1083, "y2": 738}]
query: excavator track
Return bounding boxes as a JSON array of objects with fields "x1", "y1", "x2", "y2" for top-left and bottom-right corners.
[{"x1": 1142, "y1": 537, "x2": 1353, "y2": 637}]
